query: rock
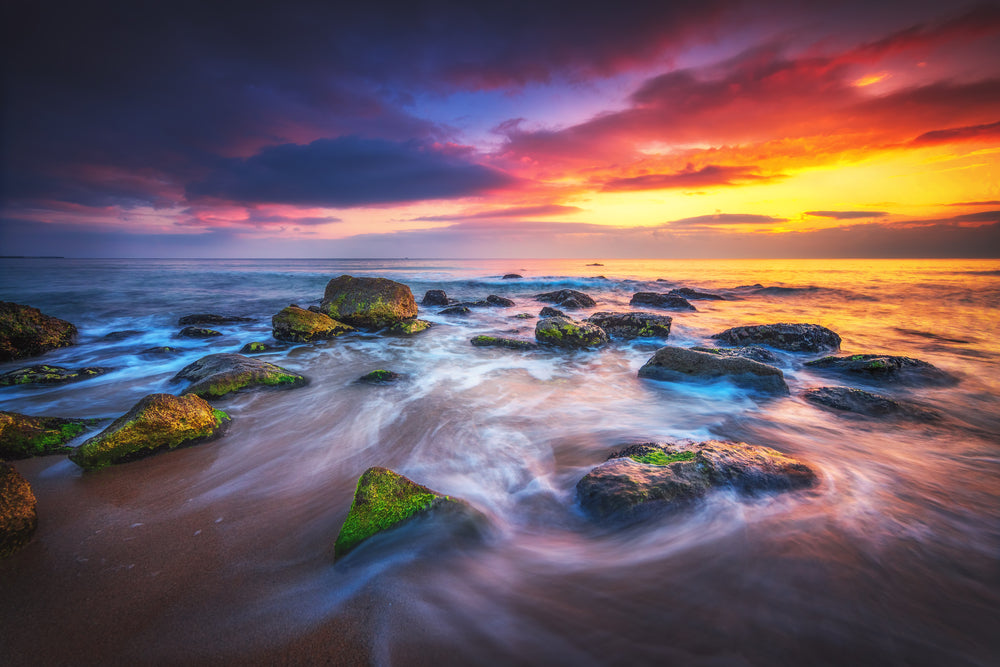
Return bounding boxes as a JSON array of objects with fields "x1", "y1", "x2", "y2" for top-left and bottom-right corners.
[
  {"x1": 539, "y1": 306, "x2": 567, "y2": 318},
  {"x1": 272, "y1": 305, "x2": 354, "y2": 342},
  {"x1": 385, "y1": 319, "x2": 433, "y2": 335},
  {"x1": 587, "y1": 311, "x2": 672, "y2": 339},
  {"x1": 239, "y1": 341, "x2": 280, "y2": 354},
  {"x1": 102, "y1": 330, "x2": 143, "y2": 340},
  {"x1": 637, "y1": 346, "x2": 788, "y2": 393},
  {"x1": 586, "y1": 263, "x2": 604, "y2": 266},
  {"x1": 0, "y1": 463, "x2": 37, "y2": 559},
  {"x1": 0, "y1": 365, "x2": 111, "y2": 387},
  {"x1": 0, "y1": 302, "x2": 77, "y2": 362},
  {"x1": 177, "y1": 314, "x2": 253, "y2": 326},
  {"x1": 535, "y1": 289, "x2": 597, "y2": 309},
  {"x1": 334, "y1": 467, "x2": 483, "y2": 560},
  {"x1": 470, "y1": 335, "x2": 540, "y2": 350},
  {"x1": 576, "y1": 440, "x2": 817, "y2": 519},
  {"x1": 629, "y1": 292, "x2": 697, "y2": 311},
  {"x1": 177, "y1": 326, "x2": 222, "y2": 338},
  {"x1": 0, "y1": 411, "x2": 97, "y2": 459},
  {"x1": 307, "y1": 305, "x2": 322, "y2": 313},
  {"x1": 803, "y1": 386, "x2": 939, "y2": 420},
  {"x1": 535, "y1": 316, "x2": 608, "y2": 349},
  {"x1": 69, "y1": 393, "x2": 231, "y2": 470},
  {"x1": 513, "y1": 313, "x2": 535, "y2": 319},
  {"x1": 173, "y1": 353, "x2": 307, "y2": 398},
  {"x1": 486, "y1": 295, "x2": 516, "y2": 307},
  {"x1": 668, "y1": 287, "x2": 724, "y2": 300},
  {"x1": 356, "y1": 370, "x2": 403, "y2": 384},
  {"x1": 804, "y1": 354, "x2": 955, "y2": 385},
  {"x1": 140, "y1": 346, "x2": 179, "y2": 355},
  {"x1": 319, "y1": 275, "x2": 418, "y2": 329},
  {"x1": 421, "y1": 290, "x2": 449, "y2": 306},
  {"x1": 691, "y1": 345, "x2": 780, "y2": 364},
  {"x1": 502, "y1": 274, "x2": 523, "y2": 279},
  {"x1": 439, "y1": 306, "x2": 471, "y2": 316},
  {"x1": 711, "y1": 323, "x2": 841, "y2": 352}
]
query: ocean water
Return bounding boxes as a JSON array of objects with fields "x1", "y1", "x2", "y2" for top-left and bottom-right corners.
[{"x1": 0, "y1": 257, "x2": 998, "y2": 666}]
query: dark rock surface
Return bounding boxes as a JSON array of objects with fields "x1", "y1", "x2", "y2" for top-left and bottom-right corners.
[
  {"x1": 668, "y1": 287, "x2": 724, "y2": 300},
  {"x1": 502, "y1": 274, "x2": 523, "y2": 279},
  {"x1": 804, "y1": 354, "x2": 955, "y2": 385},
  {"x1": 173, "y1": 353, "x2": 307, "y2": 398},
  {"x1": 0, "y1": 365, "x2": 111, "y2": 387},
  {"x1": 356, "y1": 369, "x2": 403, "y2": 384},
  {"x1": 177, "y1": 314, "x2": 253, "y2": 326},
  {"x1": 711, "y1": 323, "x2": 841, "y2": 352},
  {"x1": 0, "y1": 302, "x2": 77, "y2": 362},
  {"x1": 629, "y1": 292, "x2": 697, "y2": 311},
  {"x1": 140, "y1": 346, "x2": 179, "y2": 355},
  {"x1": 539, "y1": 306, "x2": 566, "y2": 318},
  {"x1": 535, "y1": 316, "x2": 608, "y2": 349},
  {"x1": 486, "y1": 295, "x2": 516, "y2": 307},
  {"x1": 439, "y1": 306, "x2": 471, "y2": 316},
  {"x1": 470, "y1": 335, "x2": 540, "y2": 350},
  {"x1": 587, "y1": 311, "x2": 672, "y2": 339},
  {"x1": 177, "y1": 326, "x2": 223, "y2": 338},
  {"x1": 803, "y1": 386, "x2": 940, "y2": 420},
  {"x1": 102, "y1": 330, "x2": 143, "y2": 341},
  {"x1": 691, "y1": 345, "x2": 780, "y2": 364},
  {"x1": 421, "y1": 290, "x2": 449, "y2": 306},
  {"x1": 535, "y1": 289, "x2": 597, "y2": 309},
  {"x1": 0, "y1": 462, "x2": 37, "y2": 559},
  {"x1": 320, "y1": 275, "x2": 418, "y2": 329},
  {"x1": 637, "y1": 346, "x2": 787, "y2": 392}
]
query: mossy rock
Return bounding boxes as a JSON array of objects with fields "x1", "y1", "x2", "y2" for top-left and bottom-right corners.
[
  {"x1": 535, "y1": 289, "x2": 597, "y2": 309},
  {"x1": 638, "y1": 345, "x2": 788, "y2": 393},
  {"x1": 711, "y1": 323, "x2": 841, "y2": 353},
  {"x1": 272, "y1": 305, "x2": 354, "y2": 342},
  {"x1": 140, "y1": 346, "x2": 179, "y2": 355},
  {"x1": 239, "y1": 341, "x2": 280, "y2": 354},
  {"x1": 173, "y1": 353, "x2": 307, "y2": 398},
  {"x1": 0, "y1": 302, "x2": 77, "y2": 362},
  {"x1": 334, "y1": 467, "x2": 480, "y2": 560},
  {"x1": 319, "y1": 275, "x2": 418, "y2": 330},
  {"x1": 0, "y1": 365, "x2": 111, "y2": 387},
  {"x1": 177, "y1": 326, "x2": 222, "y2": 338},
  {"x1": 587, "y1": 311, "x2": 672, "y2": 339},
  {"x1": 357, "y1": 369, "x2": 402, "y2": 384},
  {"x1": 804, "y1": 353, "x2": 955, "y2": 385},
  {"x1": 534, "y1": 316, "x2": 608, "y2": 349},
  {"x1": 0, "y1": 411, "x2": 99, "y2": 459},
  {"x1": 177, "y1": 314, "x2": 253, "y2": 326},
  {"x1": 68, "y1": 393, "x2": 231, "y2": 470},
  {"x1": 470, "y1": 335, "x2": 539, "y2": 350},
  {"x1": 385, "y1": 318, "x2": 432, "y2": 335},
  {"x1": 0, "y1": 462, "x2": 37, "y2": 558},
  {"x1": 690, "y1": 345, "x2": 779, "y2": 364}
]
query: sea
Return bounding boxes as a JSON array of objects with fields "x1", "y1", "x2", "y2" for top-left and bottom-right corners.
[{"x1": 1, "y1": 257, "x2": 998, "y2": 666}]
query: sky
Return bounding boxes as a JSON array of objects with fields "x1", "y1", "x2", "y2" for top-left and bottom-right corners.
[{"x1": 2, "y1": 0, "x2": 999, "y2": 258}]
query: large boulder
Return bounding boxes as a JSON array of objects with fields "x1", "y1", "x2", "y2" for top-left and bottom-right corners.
[
  {"x1": 272, "y1": 305, "x2": 354, "y2": 342},
  {"x1": 0, "y1": 411, "x2": 96, "y2": 459},
  {"x1": 0, "y1": 302, "x2": 77, "y2": 362},
  {"x1": 803, "y1": 386, "x2": 939, "y2": 420},
  {"x1": 804, "y1": 354, "x2": 955, "y2": 385},
  {"x1": 68, "y1": 393, "x2": 231, "y2": 470},
  {"x1": 0, "y1": 364, "x2": 111, "y2": 387},
  {"x1": 587, "y1": 311, "x2": 672, "y2": 339},
  {"x1": 0, "y1": 463, "x2": 37, "y2": 558},
  {"x1": 638, "y1": 346, "x2": 787, "y2": 392},
  {"x1": 576, "y1": 441, "x2": 817, "y2": 519},
  {"x1": 334, "y1": 467, "x2": 483, "y2": 560},
  {"x1": 711, "y1": 323, "x2": 841, "y2": 352},
  {"x1": 320, "y1": 275, "x2": 418, "y2": 329},
  {"x1": 535, "y1": 289, "x2": 597, "y2": 309},
  {"x1": 629, "y1": 292, "x2": 696, "y2": 311},
  {"x1": 173, "y1": 353, "x2": 306, "y2": 398},
  {"x1": 535, "y1": 316, "x2": 608, "y2": 349}
]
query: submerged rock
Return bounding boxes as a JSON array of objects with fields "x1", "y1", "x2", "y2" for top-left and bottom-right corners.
[
  {"x1": 173, "y1": 353, "x2": 306, "y2": 398},
  {"x1": 711, "y1": 323, "x2": 841, "y2": 353},
  {"x1": 0, "y1": 364, "x2": 110, "y2": 387},
  {"x1": 334, "y1": 466, "x2": 483, "y2": 560},
  {"x1": 587, "y1": 311, "x2": 672, "y2": 339},
  {"x1": 502, "y1": 273, "x2": 523, "y2": 279},
  {"x1": 0, "y1": 302, "x2": 77, "y2": 362},
  {"x1": 421, "y1": 290, "x2": 449, "y2": 306},
  {"x1": 668, "y1": 287, "x2": 724, "y2": 300},
  {"x1": 803, "y1": 386, "x2": 939, "y2": 420},
  {"x1": 357, "y1": 369, "x2": 403, "y2": 384},
  {"x1": 385, "y1": 318, "x2": 432, "y2": 335},
  {"x1": 177, "y1": 314, "x2": 253, "y2": 326},
  {"x1": 439, "y1": 305, "x2": 471, "y2": 316},
  {"x1": 804, "y1": 354, "x2": 955, "y2": 385},
  {"x1": 239, "y1": 341, "x2": 280, "y2": 354},
  {"x1": 272, "y1": 305, "x2": 354, "y2": 342},
  {"x1": 691, "y1": 345, "x2": 780, "y2": 364},
  {"x1": 0, "y1": 463, "x2": 37, "y2": 559},
  {"x1": 486, "y1": 295, "x2": 516, "y2": 307},
  {"x1": 513, "y1": 313, "x2": 535, "y2": 319},
  {"x1": 320, "y1": 275, "x2": 418, "y2": 329},
  {"x1": 576, "y1": 440, "x2": 817, "y2": 519},
  {"x1": 637, "y1": 346, "x2": 787, "y2": 392},
  {"x1": 177, "y1": 326, "x2": 222, "y2": 338},
  {"x1": 535, "y1": 316, "x2": 608, "y2": 349},
  {"x1": 102, "y1": 330, "x2": 143, "y2": 341},
  {"x1": 629, "y1": 292, "x2": 696, "y2": 311},
  {"x1": 140, "y1": 346, "x2": 179, "y2": 355},
  {"x1": 470, "y1": 335, "x2": 540, "y2": 350},
  {"x1": 539, "y1": 306, "x2": 566, "y2": 318},
  {"x1": 0, "y1": 411, "x2": 98, "y2": 459},
  {"x1": 535, "y1": 289, "x2": 597, "y2": 309},
  {"x1": 69, "y1": 393, "x2": 231, "y2": 470}
]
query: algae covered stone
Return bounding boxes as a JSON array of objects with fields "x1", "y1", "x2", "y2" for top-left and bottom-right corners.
[
  {"x1": 334, "y1": 467, "x2": 479, "y2": 559},
  {"x1": 0, "y1": 411, "x2": 97, "y2": 459},
  {"x1": 386, "y1": 318, "x2": 432, "y2": 335},
  {"x1": 272, "y1": 305, "x2": 354, "y2": 342},
  {"x1": 587, "y1": 311, "x2": 672, "y2": 339},
  {"x1": 1, "y1": 462, "x2": 37, "y2": 558},
  {"x1": 0, "y1": 302, "x2": 77, "y2": 362},
  {"x1": 711, "y1": 323, "x2": 841, "y2": 353},
  {"x1": 173, "y1": 352, "x2": 306, "y2": 398},
  {"x1": 68, "y1": 393, "x2": 231, "y2": 470},
  {"x1": 470, "y1": 335, "x2": 539, "y2": 350},
  {"x1": 804, "y1": 353, "x2": 954, "y2": 385},
  {"x1": 320, "y1": 275, "x2": 418, "y2": 329},
  {"x1": 0, "y1": 364, "x2": 111, "y2": 387},
  {"x1": 638, "y1": 345, "x2": 788, "y2": 393},
  {"x1": 629, "y1": 292, "x2": 696, "y2": 311},
  {"x1": 356, "y1": 369, "x2": 402, "y2": 384},
  {"x1": 535, "y1": 316, "x2": 608, "y2": 349}
]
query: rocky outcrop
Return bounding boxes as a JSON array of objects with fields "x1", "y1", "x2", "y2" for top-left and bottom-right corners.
[
  {"x1": 421, "y1": 290, "x2": 449, "y2": 306},
  {"x1": 539, "y1": 306, "x2": 566, "y2": 318},
  {"x1": 271, "y1": 305, "x2": 354, "y2": 342},
  {"x1": 320, "y1": 275, "x2": 418, "y2": 329},
  {"x1": 803, "y1": 386, "x2": 939, "y2": 420},
  {"x1": 386, "y1": 319, "x2": 432, "y2": 335},
  {"x1": 804, "y1": 354, "x2": 955, "y2": 385},
  {"x1": 535, "y1": 289, "x2": 597, "y2": 309},
  {"x1": 0, "y1": 463, "x2": 37, "y2": 558},
  {"x1": 69, "y1": 393, "x2": 230, "y2": 470},
  {"x1": 587, "y1": 311, "x2": 672, "y2": 339},
  {"x1": 691, "y1": 345, "x2": 780, "y2": 364},
  {"x1": 173, "y1": 353, "x2": 306, "y2": 398},
  {"x1": 637, "y1": 346, "x2": 788, "y2": 392},
  {"x1": 0, "y1": 411, "x2": 97, "y2": 459},
  {"x1": 629, "y1": 292, "x2": 696, "y2": 311},
  {"x1": 0, "y1": 302, "x2": 77, "y2": 362},
  {"x1": 177, "y1": 314, "x2": 253, "y2": 326},
  {"x1": 535, "y1": 316, "x2": 608, "y2": 349},
  {"x1": 0, "y1": 365, "x2": 110, "y2": 387},
  {"x1": 177, "y1": 326, "x2": 222, "y2": 338},
  {"x1": 334, "y1": 467, "x2": 483, "y2": 560},
  {"x1": 576, "y1": 440, "x2": 817, "y2": 519},
  {"x1": 470, "y1": 335, "x2": 540, "y2": 350},
  {"x1": 486, "y1": 295, "x2": 515, "y2": 307},
  {"x1": 668, "y1": 288, "x2": 724, "y2": 300},
  {"x1": 711, "y1": 323, "x2": 841, "y2": 352},
  {"x1": 356, "y1": 370, "x2": 403, "y2": 384}
]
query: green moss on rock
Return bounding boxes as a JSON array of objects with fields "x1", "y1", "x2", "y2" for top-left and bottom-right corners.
[
  {"x1": 319, "y1": 275, "x2": 418, "y2": 329},
  {"x1": 173, "y1": 353, "x2": 307, "y2": 398},
  {"x1": 0, "y1": 462, "x2": 37, "y2": 558},
  {"x1": 272, "y1": 305, "x2": 355, "y2": 342},
  {"x1": 0, "y1": 302, "x2": 77, "y2": 362},
  {"x1": 0, "y1": 411, "x2": 98, "y2": 459},
  {"x1": 0, "y1": 365, "x2": 111, "y2": 386},
  {"x1": 630, "y1": 450, "x2": 696, "y2": 466},
  {"x1": 386, "y1": 318, "x2": 432, "y2": 335},
  {"x1": 535, "y1": 316, "x2": 608, "y2": 348},
  {"x1": 69, "y1": 393, "x2": 231, "y2": 470},
  {"x1": 357, "y1": 369, "x2": 402, "y2": 384}
]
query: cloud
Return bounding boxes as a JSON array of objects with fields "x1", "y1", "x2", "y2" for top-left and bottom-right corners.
[
  {"x1": 946, "y1": 200, "x2": 1000, "y2": 206},
  {"x1": 414, "y1": 204, "x2": 584, "y2": 221},
  {"x1": 911, "y1": 120, "x2": 1000, "y2": 145},
  {"x1": 601, "y1": 165, "x2": 779, "y2": 191},
  {"x1": 806, "y1": 210, "x2": 889, "y2": 219},
  {"x1": 187, "y1": 136, "x2": 515, "y2": 207},
  {"x1": 667, "y1": 213, "x2": 789, "y2": 226}
]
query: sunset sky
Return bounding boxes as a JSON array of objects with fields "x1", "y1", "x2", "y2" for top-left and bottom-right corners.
[{"x1": 2, "y1": 0, "x2": 999, "y2": 258}]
